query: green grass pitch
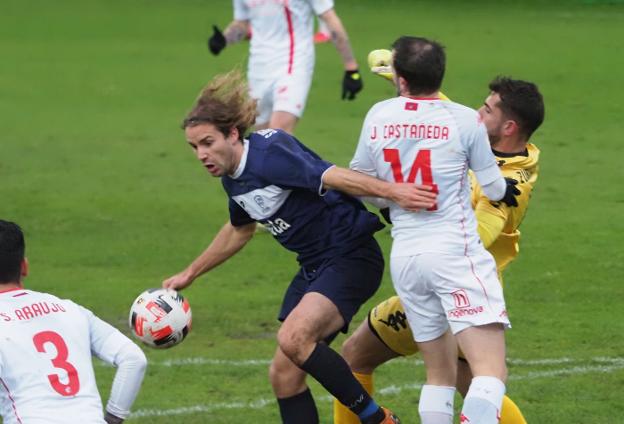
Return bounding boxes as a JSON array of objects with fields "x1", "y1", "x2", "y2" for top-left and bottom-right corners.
[{"x1": 2, "y1": 0, "x2": 624, "y2": 422}]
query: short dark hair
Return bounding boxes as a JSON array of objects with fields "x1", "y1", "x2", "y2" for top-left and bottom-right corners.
[
  {"x1": 489, "y1": 76, "x2": 545, "y2": 139},
  {"x1": 392, "y1": 36, "x2": 446, "y2": 95},
  {"x1": 0, "y1": 220, "x2": 25, "y2": 283}
]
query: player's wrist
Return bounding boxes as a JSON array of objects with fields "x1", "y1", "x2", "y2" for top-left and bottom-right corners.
[{"x1": 344, "y1": 62, "x2": 359, "y2": 72}]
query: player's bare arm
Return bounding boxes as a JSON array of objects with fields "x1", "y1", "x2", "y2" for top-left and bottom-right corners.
[
  {"x1": 224, "y1": 20, "x2": 250, "y2": 45},
  {"x1": 322, "y1": 166, "x2": 436, "y2": 211},
  {"x1": 319, "y1": 10, "x2": 357, "y2": 70},
  {"x1": 162, "y1": 221, "x2": 255, "y2": 290}
]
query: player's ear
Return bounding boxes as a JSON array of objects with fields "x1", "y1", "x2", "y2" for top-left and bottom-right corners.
[
  {"x1": 228, "y1": 127, "x2": 240, "y2": 143},
  {"x1": 21, "y1": 257, "x2": 29, "y2": 279},
  {"x1": 503, "y1": 119, "x2": 518, "y2": 137}
]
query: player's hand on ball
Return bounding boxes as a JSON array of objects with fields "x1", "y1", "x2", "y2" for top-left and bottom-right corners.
[
  {"x1": 208, "y1": 25, "x2": 226, "y2": 55},
  {"x1": 367, "y1": 49, "x2": 394, "y2": 81},
  {"x1": 342, "y1": 70, "x2": 363, "y2": 100},
  {"x1": 163, "y1": 270, "x2": 195, "y2": 291}
]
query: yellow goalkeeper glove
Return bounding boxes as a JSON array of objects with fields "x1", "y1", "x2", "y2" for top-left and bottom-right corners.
[{"x1": 367, "y1": 49, "x2": 394, "y2": 81}]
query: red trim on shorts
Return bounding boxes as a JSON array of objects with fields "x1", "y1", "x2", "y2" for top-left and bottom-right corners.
[
  {"x1": 455, "y1": 162, "x2": 492, "y2": 306},
  {"x1": 283, "y1": 3, "x2": 295, "y2": 74},
  {"x1": 0, "y1": 378, "x2": 23, "y2": 424}
]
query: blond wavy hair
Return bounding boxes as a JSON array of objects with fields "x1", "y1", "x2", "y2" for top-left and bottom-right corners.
[{"x1": 182, "y1": 69, "x2": 257, "y2": 140}]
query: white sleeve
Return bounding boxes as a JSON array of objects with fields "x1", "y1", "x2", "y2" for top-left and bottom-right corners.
[
  {"x1": 233, "y1": 0, "x2": 250, "y2": 21},
  {"x1": 350, "y1": 112, "x2": 390, "y2": 208},
  {"x1": 309, "y1": 0, "x2": 334, "y2": 15},
  {"x1": 104, "y1": 338, "x2": 147, "y2": 419},
  {"x1": 480, "y1": 177, "x2": 506, "y2": 201},
  {"x1": 467, "y1": 121, "x2": 504, "y2": 192},
  {"x1": 79, "y1": 306, "x2": 147, "y2": 419}
]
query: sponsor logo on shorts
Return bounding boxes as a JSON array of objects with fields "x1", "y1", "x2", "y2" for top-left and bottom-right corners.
[
  {"x1": 447, "y1": 305, "x2": 484, "y2": 319},
  {"x1": 451, "y1": 289, "x2": 470, "y2": 308}
]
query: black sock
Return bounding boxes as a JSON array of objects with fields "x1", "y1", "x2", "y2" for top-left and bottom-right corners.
[
  {"x1": 277, "y1": 388, "x2": 319, "y2": 424},
  {"x1": 300, "y1": 343, "x2": 378, "y2": 417}
]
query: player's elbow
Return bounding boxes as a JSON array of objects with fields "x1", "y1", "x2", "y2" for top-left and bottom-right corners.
[{"x1": 118, "y1": 343, "x2": 148, "y2": 375}]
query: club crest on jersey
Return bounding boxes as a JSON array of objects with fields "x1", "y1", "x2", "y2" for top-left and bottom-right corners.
[{"x1": 253, "y1": 195, "x2": 270, "y2": 214}]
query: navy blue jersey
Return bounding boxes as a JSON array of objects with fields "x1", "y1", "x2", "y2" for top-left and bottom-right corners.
[{"x1": 221, "y1": 129, "x2": 384, "y2": 266}]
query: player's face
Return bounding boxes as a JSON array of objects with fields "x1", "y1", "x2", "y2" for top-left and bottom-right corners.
[
  {"x1": 478, "y1": 92, "x2": 505, "y2": 145},
  {"x1": 185, "y1": 123, "x2": 243, "y2": 177}
]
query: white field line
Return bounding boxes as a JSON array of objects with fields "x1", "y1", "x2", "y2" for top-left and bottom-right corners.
[
  {"x1": 99, "y1": 355, "x2": 623, "y2": 368},
  {"x1": 128, "y1": 357, "x2": 624, "y2": 419}
]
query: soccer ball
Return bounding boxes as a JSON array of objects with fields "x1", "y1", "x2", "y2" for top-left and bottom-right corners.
[{"x1": 129, "y1": 288, "x2": 192, "y2": 349}]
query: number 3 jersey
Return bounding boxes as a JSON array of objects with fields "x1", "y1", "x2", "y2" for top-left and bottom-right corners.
[
  {"x1": 351, "y1": 96, "x2": 503, "y2": 258},
  {"x1": 222, "y1": 129, "x2": 384, "y2": 267},
  {"x1": 0, "y1": 288, "x2": 136, "y2": 423}
]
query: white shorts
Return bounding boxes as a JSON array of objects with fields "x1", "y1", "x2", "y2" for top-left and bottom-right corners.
[
  {"x1": 249, "y1": 71, "x2": 313, "y2": 125},
  {"x1": 390, "y1": 250, "x2": 510, "y2": 342}
]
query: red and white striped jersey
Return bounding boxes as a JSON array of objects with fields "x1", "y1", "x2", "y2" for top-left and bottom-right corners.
[
  {"x1": 234, "y1": 0, "x2": 333, "y2": 76},
  {"x1": 351, "y1": 96, "x2": 504, "y2": 257},
  {"x1": 0, "y1": 288, "x2": 127, "y2": 423}
]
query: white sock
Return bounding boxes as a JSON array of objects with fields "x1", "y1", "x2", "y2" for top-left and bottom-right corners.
[
  {"x1": 461, "y1": 376, "x2": 505, "y2": 424},
  {"x1": 418, "y1": 384, "x2": 455, "y2": 424}
]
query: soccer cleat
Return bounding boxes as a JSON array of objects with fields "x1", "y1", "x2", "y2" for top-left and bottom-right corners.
[
  {"x1": 378, "y1": 407, "x2": 401, "y2": 424},
  {"x1": 314, "y1": 31, "x2": 331, "y2": 44}
]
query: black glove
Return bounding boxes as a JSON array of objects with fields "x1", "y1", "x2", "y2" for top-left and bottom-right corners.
[
  {"x1": 379, "y1": 207, "x2": 392, "y2": 225},
  {"x1": 208, "y1": 25, "x2": 226, "y2": 55},
  {"x1": 500, "y1": 178, "x2": 521, "y2": 207},
  {"x1": 342, "y1": 70, "x2": 363, "y2": 100}
]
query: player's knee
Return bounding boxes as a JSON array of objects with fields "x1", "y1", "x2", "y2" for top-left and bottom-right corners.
[{"x1": 277, "y1": 325, "x2": 309, "y2": 364}]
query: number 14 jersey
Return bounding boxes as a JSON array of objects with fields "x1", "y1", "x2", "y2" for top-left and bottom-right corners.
[{"x1": 351, "y1": 96, "x2": 503, "y2": 257}]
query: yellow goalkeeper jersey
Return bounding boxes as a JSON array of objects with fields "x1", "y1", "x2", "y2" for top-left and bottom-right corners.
[{"x1": 470, "y1": 143, "x2": 540, "y2": 276}]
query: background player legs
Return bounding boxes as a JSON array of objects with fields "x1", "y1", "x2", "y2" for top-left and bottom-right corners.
[
  {"x1": 334, "y1": 319, "x2": 401, "y2": 424},
  {"x1": 253, "y1": 111, "x2": 299, "y2": 136},
  {"x1": 456, "y1": 323, "x2": 507, "y2": 424},
  {"x1": 268, "y1": 111, "x2": 299, "y2": 135}
]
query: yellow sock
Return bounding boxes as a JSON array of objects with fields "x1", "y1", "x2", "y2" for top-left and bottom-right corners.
[
  {"x1": 500, "y1": 395, "x2": 528, "y2": 424},
  {"x1": 333, "y1": 372, "x2": 374, "y2": 424}
]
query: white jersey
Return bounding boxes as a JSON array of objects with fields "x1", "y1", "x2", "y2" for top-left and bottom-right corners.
[
  {"x1": 234, "y1": 0, "x2": 333, "y2": 77},
  {"x1": 0, "y1": 288, "x2": 130, "y2": 423},
  {"x1": 351, "y1": 96, "x2": 503, "y2": 257}
]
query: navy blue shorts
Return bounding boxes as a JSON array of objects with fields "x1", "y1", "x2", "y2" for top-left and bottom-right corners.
[{"x1": 278, "y1": 237, "x2": 384, "y2": 342}]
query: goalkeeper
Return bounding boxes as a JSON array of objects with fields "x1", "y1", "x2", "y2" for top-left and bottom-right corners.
[{"x1": 333, "y1": 50, "x2": 545, "y2": 424}]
